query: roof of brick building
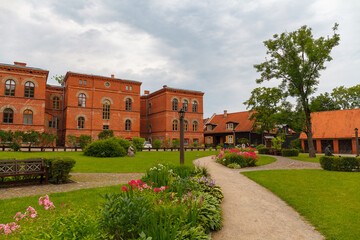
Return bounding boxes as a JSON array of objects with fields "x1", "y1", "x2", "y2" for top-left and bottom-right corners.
[
  {"x1": 299, "y1": 108, "x2": 360, "y2": 139},
  {"x1": 205, "y1": 111, "x2": 254, "y2": 133}
]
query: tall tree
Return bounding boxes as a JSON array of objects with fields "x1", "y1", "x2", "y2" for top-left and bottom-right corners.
[
  {"x1": 254, "y1": 24, "x2": 340, "y2": 157},
  {"x1": 244, "y1": 87, "x2": 283, "y2": 134},
  {"x1": 331, "y1": 86, "x2": 350, "y2": 109}
]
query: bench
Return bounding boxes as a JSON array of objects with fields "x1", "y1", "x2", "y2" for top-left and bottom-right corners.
[{"x1": 0, "y1": 159, "x2": 49, "y2": 184}]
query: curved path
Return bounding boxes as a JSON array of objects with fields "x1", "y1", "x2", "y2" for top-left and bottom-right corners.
[{"x1": 194, "y1": 155, "x2": 324, "y2": 240}]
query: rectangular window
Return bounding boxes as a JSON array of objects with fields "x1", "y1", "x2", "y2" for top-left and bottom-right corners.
[
  {"x1": 228, "y1": 135, "x2": 233, "y2": 143},
  {"x1": 207, "y1": 125, "x2": 212, "y2": 131},
  {"x1": 207, "y1": 137, "x2": 212, "y2": 144},
  {"x1": 126, "y1": 85, "x2": 128, "y2": 90},
  {"x1": 103, "y1": 125, "x2": 109, "y2": 130},
  {"x1": 130, "y1": 86, "x2": 132, "y2": 91},
  {"x1": 226, "y1": 123, "x2": 233, "y2": 130},
  {"x1": 83, "y1": 80, "x2": 87, "y2": 85},
  {"x1": 184, "y1": 138, "x2": 189, "y2": 145},
  {"x1": 79, "y1": 79, "x2": 82, "y2": 85},
  {"x1": 193, "y1": 139, "x2": 199, "y2": 144}
]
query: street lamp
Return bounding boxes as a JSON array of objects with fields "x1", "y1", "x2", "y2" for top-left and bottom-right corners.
[
  {"x1": 178, "y1": 108, "x2": 185, "y2": 164},
  {"x1": 355, "y1": 128, "x2": 359, "y2": 157}
]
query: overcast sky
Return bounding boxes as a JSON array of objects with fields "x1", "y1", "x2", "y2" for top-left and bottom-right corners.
[{"x1": 1, "y1": 0, "x2": 359, "y2": 117}]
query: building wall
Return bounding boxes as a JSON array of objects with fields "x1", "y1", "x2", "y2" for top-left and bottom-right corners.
[
  {"x1": 45, "y1": 85, "x2": 64, "y2": 143},
  {"x1": 0, "y1": 63, "x2": 48, "y2": 133},
  {"x1": 140, "y1": 86, "x2": 204, "y2": 146},
  {"x1": 63, "y1": 73, "x2": 141, "y2": 142}
]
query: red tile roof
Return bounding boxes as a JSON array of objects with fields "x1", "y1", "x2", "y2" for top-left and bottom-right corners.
[
  {"x1": 205, "y1": 111, "x2": 254, "y2": 133},
  {"x1": 300, "y1": 108, "x2": 360, "y2": 139}
]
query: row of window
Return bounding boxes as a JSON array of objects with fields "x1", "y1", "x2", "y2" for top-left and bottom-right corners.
[
  {"x1": 172, "y1": 99, "x2": 198, "y2": 112},
  {"x1": 77, "y1": 117, "x2": 132, "y2": 131},
  {"x1": 172, "y1": 120, "x2": 198, "y2": 132},
  {"x1": 77, "y1": 94, "x2": 133, "y2": 112},
  {"x1": 4, "y1": 80, "x2": 35, "y2": 97},
  {"x1": 3, "y1": 108, "x2": 33, "y2": 124}
]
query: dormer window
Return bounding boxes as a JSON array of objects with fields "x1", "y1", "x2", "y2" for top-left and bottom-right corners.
[
  {"x1": 207, "y1": 125, "x2": 212, "y2": 131},
  {"x1": 226, "y1": 123, "x2": 233, "y2": 130}
]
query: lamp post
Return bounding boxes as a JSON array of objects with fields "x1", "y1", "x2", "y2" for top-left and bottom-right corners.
[
  {"x1": 178, "y1": 108, "x2": 185, "y2": 164},
  {"x1": 355, "y1": 128, "x2": 359, "y2": 157}
]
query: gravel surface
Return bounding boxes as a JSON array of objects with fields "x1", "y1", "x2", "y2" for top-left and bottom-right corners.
[
  {"x1": 194, "y1": 155, "x2": 324, "y2": 240},
  {"x1": 0, "y1": 173, "x2": 144, "y2": 199}
]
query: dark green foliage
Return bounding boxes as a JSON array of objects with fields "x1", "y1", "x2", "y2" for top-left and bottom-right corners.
[
  {"x1": 198, "y1": 193, "x2": 223, "y2": 233},
  {"x1": 320, "y1": 156, "x2": 360, "y2": 172},
  {"x1": 98, "y1": 130, "x2": 114, "y2": 140},
  {"x1": 132, "y1": 137, "x2": 146, "y2": 151},
  {"x1": 84, "y1": 138, "x2": 126, "y2": 157},
  {"x1": 9, "y1": 142, "x2": 21, "y2": 151},
  {"x1": 66, "y1": 135, "x2": 78, "y2": 147},
  {"x1": 170, "y1": 165, "x2": 196, "y2": 178},
  {"x1": 290, "y1": 139, "x2": 302, "y2": 150},
  {"x1": 237, "y1": 138, "x2": 250, "y2": 145},
  {"x1": 22, "y1": 130, "x2": 40, "y2": 147},
  {"x1": 258, "y1": 148, "x2": 270, "y2": 154},
  {"x1": 153, "y1": 139, "x2": 162, "y2": 149},
  {"x1": 39, "y1": 132, "x2": 57, "y2": 147},
  {"x1": 78, "y1": 134, "x2": 91, "y2": 150},
  {"x1": 116, "y1": 137, "x2": 132, "y2": 151},
  {"x1": 100, "y1": 192, "x2": 151, "y2": 239},
  {"x1": 44, "y1": 157, "x2": 76, "y2": 184},
  {"x1": 281, "y1": 149, "x2": 299, "y2": 157},
  {"x1": 172, "y1": 138, "x2": 180, "y2": 148}
]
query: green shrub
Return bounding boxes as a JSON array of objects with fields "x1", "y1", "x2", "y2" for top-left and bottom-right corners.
[
  {"x1": 320, "y1": 156, "x2": 360, "y2": 172},
  {"x1": 258, "y1": 148, "x2": 270, "y2": 154},
  {"x1": 227, "y1": 163, "x2": 241, "y2": 169},
  {"x1": 44, "y1": 157, "x2": 76, "y2": 184},
  {"x1": 153, "y1": 139, "x2": 162, "y2": 149},
  {"x1": 193, "y1": 142, "x2": 198, "y2": 147},
  {"x1": 84, "y1": 138, "x2": 126, "y2": 157},
  {"x1": 132, "y1": 137, "x2": 146, "y2": 152},
  {"x1": 98, "y1": 130, "x2": 114, "y2": 140},
  {"x1": 216, "y1": 145, "x2": 222, "y2": 150},
  {"x1": 170, "y1": 165, "x2": 196, "y2": 178},
  {"x1": 9, "y1": 142, "x2": 21, "y2": 151},
  {"x1": 116, "y1": 137, "x2": 132, "y2": 151},
  {"x1": 255, "y1": 144, "x2": 266, "y2": 150},
  {"x1": 78, "y1": 134, "x2": 91, "y2": 150},
  {"x1": 281, "y1": 149, "x2": 299, "y2": 157},
  {"x1": 172, "y1": 139, "x2": 180, "y2": 148},
  {"x1": 66, "y1": 135, "x2": 78, "y2": 147},
  {"x1": 142, "y1": 163, "x2": 172, "y2": 187},
  {"x1": 290, "y1": 139, "x2": 302, "y2": 150},
  {"x1": 198, "y1": 193, "x2": 223, "y2": 233}
]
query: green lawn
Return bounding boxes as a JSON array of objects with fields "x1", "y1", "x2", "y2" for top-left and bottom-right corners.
[
  {"x1": 0, "y1": 185, "x2": 123, "y2": 224},
  {"x1": 0, "y1": 151, "x2": 217, "y2": 173},
  {"x1": 257, "y1": 155, "x2": 276, "y2": 166},
  {"x1": 288, "y1": 153, "x2": 322, "y2": 163},
  {"x1": 242, "y1": 170, "x2": 360, "y2": 240}
]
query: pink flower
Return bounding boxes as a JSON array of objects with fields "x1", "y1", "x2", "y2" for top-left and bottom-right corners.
[{"x1": 122, "y1": 186, "x2": 129, "y2": 191}]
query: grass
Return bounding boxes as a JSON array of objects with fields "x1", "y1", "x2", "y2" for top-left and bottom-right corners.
[
  {"x1": 0, "y1": 184, "x2": 124, "y2": 224},
  {"x1": 287, "y1": 153, "x2": 321, "y2": 163},
  {"x1": 242, "y1": 170, "x2": 360, "y2": 240},
  {"x1": 257, "y1": 155, "x2": 276, "y2": 166},
  {"x1": 0, "y1": 151, "x2": 217, "y2": 173}
]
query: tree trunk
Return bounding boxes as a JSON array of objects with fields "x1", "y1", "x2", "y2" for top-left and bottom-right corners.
[{"x1": 304, "y1": 107, "x2": 316, "y2": 158}]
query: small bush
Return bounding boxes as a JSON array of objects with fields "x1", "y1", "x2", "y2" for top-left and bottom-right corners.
[
  {"x1": 116, "y1": 138, "x2": 132, "y2": 151},
  {"x1": 44, "y1": 157, "x2": 76, "y2": 184},
  {"x1": 84, "y1": 138, "x2": 126, "y2": 157},
  {"x1": 255, "y1": 144, "x2": 266, "y2": 150},
  {"x1": 227, "y1": 163, "x2": 241, "y2": 169},
  {"x1": 98, "y1": 130, "x2": 114, "y2": 140},
  {"x1": 132, "y1": 137, "x2": 146, "y2": 152},
  {"x1": 290, "y1": 139, "x2": 302, "y2": 150},
  {"x1": 281, "y1": 149, "x2": 299, "y2": 157},
  {"x1": 320, "y1": 156, "x2": 360, "y2": 172},
  {"x1": 153, "y1": 139, "x2": 162, "y2": 149},
  {"x1": 193, "y1": 142, "x2": 198, "y2": 147},
  {"x1": 258, "y1": 148, "x2": 270, "y2": 154},
  {"x1": 172, "y1": 139, "x2": 180, "y2": 148},
  {"x1": 78, "y1": 134, "x2": 91, "y2": 150}
]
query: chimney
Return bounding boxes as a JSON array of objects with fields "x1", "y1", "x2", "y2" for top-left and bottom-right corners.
[
  {"x1": 224, "y1": 110, "x2": 227, "y2": 118},
  {"x1": 14, "y1": 62, "x2": 27, "y2": 67},
  {"x1": 144, "y1": 90, "x2": 150, "y2": 95},
  {"x1": 163, "y1": 85, "x2": 167, "y2": 88},
  {"x1": 111, "y1": 74, "x2": 114, "y2": 78}
]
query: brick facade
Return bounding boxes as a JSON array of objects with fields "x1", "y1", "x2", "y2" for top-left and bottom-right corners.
[
  {"x1": 1, "y1": 62, "x2": 205, "y2": 147},
  {"x1": 140, "y1": 85, "x2": 204, "y2": 146}
]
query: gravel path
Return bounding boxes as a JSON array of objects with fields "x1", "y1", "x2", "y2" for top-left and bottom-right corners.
[
  {"x1": 0, "y1": 173, "x2": 144, "y2": 199},
  {"x1": 194, "y1": 156, "x2": 324, "y2": 240}
]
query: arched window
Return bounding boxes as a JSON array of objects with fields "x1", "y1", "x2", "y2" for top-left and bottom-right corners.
[
  {"x1": 172, "y1": 99, "x2": 178, "y2": 111},
  {"x1": 125, "y1": 98, "x2": 132, "y2": 111},
  {"x1": 49, "y1": 116, "x2": 59, "y2": 129},
  {"x1": 78, "y1": 117, "x2": 85, "y2": 129},
  {"x1": 103, "y1": 100, "x2": 110, "y2": 120},
  {"x1": 125, "y1": 119, "x2": 131, "y2": 131},
  {"x1": 193, "y1": 121, "x2": 198, "y2": 132},
  {"x1": 53, "y1": 96, "x2": 60, "y2": 109},
  {"x1": 24, "y1": 81, "x2": 35, "y2": 98},
  {"x1": 3, "y1": 108, "x2": 13, "y2": 123},
  {"x1": 78, "y1": 93, "x2": 86, "y2": 107},
  {"x1": 183, "y1": 100, "x2": 188, "y2": 112},
  {"x1": 192, "y1": 101, "x2": 198, "y2": 113},
  {"x1": 23, "y1": 110, "x2": 33, "y2": 125},
  {"x1": 172, "y1": 120, "x2": 178, "y2": 131},
  {"x1": 5, "y1": 80, "x2": 15, "y2": 96},
  {"x1": 184, "y1": 120, "x2": 188, "y2": 131}
]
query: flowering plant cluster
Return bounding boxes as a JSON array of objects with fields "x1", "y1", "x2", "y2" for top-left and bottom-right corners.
[
  {"x1": 0, "y1": 195, "x2": 55, "y2": 236},
  {"x1": 216, "y1": 148, "x2": 259, "y2": 168},
  {"x1": 122, "y1": 179, "x2": 168, "y2": 194}
]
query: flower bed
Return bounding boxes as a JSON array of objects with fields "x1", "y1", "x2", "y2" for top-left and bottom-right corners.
[
  {"x1": 216, "y1": 148, "x2": 259, "y2": 168},
  {"x1": 1, "y1": 164, "x2": 223, "y2": 239}
]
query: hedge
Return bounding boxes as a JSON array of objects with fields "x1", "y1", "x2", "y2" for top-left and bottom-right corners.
[
  {"x1": 44, "y1": 157, "x2": 76, "y2": 184},
  {"x1": 258, "y1": 148, "x2": 270, "y2": 154},
  {"x1": 281, "y1": 149, "x2": 299, "y2": 157},
  {"x1": 84, "y1": 137, "x2": 127, "y2": 157},
  {"x1": 320, "y1": 156, "x2": 360, "y2": 172}
]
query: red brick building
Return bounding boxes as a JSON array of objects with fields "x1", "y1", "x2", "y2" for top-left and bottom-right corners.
[
  {"x1": 1, "y1": 62, "x2": 204, "y2": 146},
  {"x1": 300, "y1": 109, "x2": 360, "y2": 154},
  {"x1": 140, "y1": 85, "x2": 204, "y2": 146}
]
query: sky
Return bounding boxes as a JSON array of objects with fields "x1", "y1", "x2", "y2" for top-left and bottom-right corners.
[{"x1": 1, "y1": 0, "x2": 359, "y2": 118}]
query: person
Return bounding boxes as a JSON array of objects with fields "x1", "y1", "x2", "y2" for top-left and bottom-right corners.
[{"x1": 324, "y1": 145, "x2": 333, "y2": 156}]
